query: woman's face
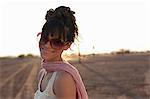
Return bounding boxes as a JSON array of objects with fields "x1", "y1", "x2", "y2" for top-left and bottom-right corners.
[{"x1": 39, "y1": 34, "x2": 65, "y2": 62}]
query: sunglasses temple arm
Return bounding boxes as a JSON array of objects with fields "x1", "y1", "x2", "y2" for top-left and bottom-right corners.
[{"x1": 37, "y1": 32, "x2": 42, "y2": 37}]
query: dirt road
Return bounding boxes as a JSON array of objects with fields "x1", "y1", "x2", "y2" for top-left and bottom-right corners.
[
  {"x1": 0, "y1": 53, "x2": 149, "y2": 99},
  {"x1": 74, "y1": 53, "x2": 150, "y2": 99},
  {"x1": 0, "y1": 57, "x2": 40, "y2": 99}
]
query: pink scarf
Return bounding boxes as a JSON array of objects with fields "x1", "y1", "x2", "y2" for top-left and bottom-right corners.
[{"x1": 41, "y1": 60, "x2": 88, "y2": 99}]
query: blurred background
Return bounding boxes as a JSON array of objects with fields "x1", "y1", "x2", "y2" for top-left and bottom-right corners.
[
  {"x1": 0, "y1": 0, "x2": 150, "y2": 57},
  {"x1": 0, "y1": 0, "x2": 150, "y2": 99}
]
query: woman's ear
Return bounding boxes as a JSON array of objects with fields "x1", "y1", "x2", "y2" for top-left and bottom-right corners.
[{"x1": 63, "y1": 43, "x2": 72, "y2": 50}]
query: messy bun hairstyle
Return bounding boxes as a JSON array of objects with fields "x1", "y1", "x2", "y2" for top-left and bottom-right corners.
[{"x1": 41, "y1": 6, "x2": 78, "y2": 43}]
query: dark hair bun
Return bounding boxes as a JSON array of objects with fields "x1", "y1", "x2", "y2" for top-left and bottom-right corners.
[
  {"x1": 42, "y1": 6, "x2": 78, "y2": 42},
  {"x1": 45, "y1": 9, "x2": 54, "y2": 21}
]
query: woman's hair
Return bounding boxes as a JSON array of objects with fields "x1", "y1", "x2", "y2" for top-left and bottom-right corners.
[{"x1": 41, "y1": 6, "x2": 78, "y2": 43}]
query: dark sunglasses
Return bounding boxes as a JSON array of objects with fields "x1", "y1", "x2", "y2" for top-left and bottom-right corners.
[
  {"x1": 37, "y1": 32, "x2": 68, "y2": 49},
  {"x1": 39, "y1": 38, "x2": 66, "y2": 49}
]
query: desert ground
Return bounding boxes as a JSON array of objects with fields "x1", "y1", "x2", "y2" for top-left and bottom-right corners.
[{"x1": 0, "y1": 53, "x2": 150, "y2": 99}]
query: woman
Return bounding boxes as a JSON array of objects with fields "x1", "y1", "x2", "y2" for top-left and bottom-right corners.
[{"x1": 34, "y1": 6, "x2": 88, "y2": 99}]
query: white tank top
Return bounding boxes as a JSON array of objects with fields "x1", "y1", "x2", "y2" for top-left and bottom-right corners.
[{"x1": 34, "y1": 69, "x2": 57, "y2": 99}]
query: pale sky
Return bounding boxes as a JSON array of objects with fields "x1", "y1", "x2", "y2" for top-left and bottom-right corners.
[{"x1": 0, "y1": 0, "x2": 150, "y2": 56}]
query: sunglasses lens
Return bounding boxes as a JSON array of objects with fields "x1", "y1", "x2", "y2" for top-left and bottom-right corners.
[
  {"x1": 39, "y1": 39, "x2": 48, "y2": 46},
  {"x1": 51, "y1": 39, "x2": 64, "y2": 49},
  {"x1": 39, "y1": 38, "x2": 65, "y2": 49}
]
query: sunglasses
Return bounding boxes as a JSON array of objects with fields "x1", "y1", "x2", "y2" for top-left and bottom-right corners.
[{"x1": 39, "y1": 38, "x2": 66, "y2": 49}]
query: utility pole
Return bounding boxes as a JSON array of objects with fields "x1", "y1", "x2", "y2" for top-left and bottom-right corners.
[
  {"x1": 92, "y1": 45, "x2": 95, "y2": 56},
  {"x1": 77, "y1": 42, "x2": 81, "y2": 63}
]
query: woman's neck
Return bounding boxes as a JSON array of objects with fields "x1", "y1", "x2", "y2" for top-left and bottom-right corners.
[{"x1": 44, "y1": 57, "x2": 63, "y2": 62}]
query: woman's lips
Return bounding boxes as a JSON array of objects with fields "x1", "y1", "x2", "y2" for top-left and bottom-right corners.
[{"x1": 41, "y1": 49, "x2": 55, "y2": 54}]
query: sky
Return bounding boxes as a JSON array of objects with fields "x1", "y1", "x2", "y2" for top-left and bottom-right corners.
[{"x1": 0, "y1": 0, "x2": 150, "y2": 56}]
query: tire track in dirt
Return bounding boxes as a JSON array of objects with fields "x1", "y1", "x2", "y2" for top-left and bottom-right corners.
[
  {"x1": 80, "y1": 62, "x2": 145, "y2": 99},
  {"x1": 0, "y1": 58, "x2": 29, "y2": 66},
  {"x1": 0, "y1": 63, "x2": 27, "y2": 88},
  {"x1": 0, "y1": 58, "x2": 40, "y2": 99},
  {"x1": 0, "y1": 59, "x2": 29, "y2": 86},
  {"x1": 0, "y1": 64, "x2": 32, "y2": 99},
  {"x1": 144, "y1": 56, "x2": 150, "y2": 96},
  {"x1": 14, "y1": 61, "x2": 39, "y2": 99}
]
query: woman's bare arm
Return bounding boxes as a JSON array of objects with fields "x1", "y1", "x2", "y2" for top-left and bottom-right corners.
[{"x1": 54, "y1": 71, "x2": 76, "y2": 99}]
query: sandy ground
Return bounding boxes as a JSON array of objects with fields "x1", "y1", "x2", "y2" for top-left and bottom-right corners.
[
  {"x1": 144, "y1": 56, "x2": 150, "y2": 98},
  {"x1": 0, "y1": 53, "x2": 150, "y2": 99}
]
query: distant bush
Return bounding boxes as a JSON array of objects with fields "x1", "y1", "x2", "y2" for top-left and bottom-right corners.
[
  {"x1": 124, "y1": 50, "x2": 130, "y2": 54},
  {"x1": 18, "y1": 54, "x2": 25, "y2": 58},
  {"x1": 116, "y1": 49, "x2": 130, "y2": 55},
  {"x1": 26, "y1": 54, "x2": 34, "y2": 58},
  {"x1": 146, "y1": 50, "x2": 150, "y2": 53}
]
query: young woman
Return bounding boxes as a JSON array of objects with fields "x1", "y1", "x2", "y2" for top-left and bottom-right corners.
[{"x1": 34, "y1": 6, "x2": 88, "y2": 99}]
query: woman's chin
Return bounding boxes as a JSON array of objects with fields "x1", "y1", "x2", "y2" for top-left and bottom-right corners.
[
  {"x1": 40, "y1": 54, "x2": 48, "y2": 59},
  {"x1": 41, "y1": 54, "x2": 54, "y2": 62}
]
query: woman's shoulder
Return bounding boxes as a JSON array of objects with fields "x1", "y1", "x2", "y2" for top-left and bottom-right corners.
[
  {"x1": 54, "y1": 71, "x2": 76, "y2": 98},
  {"x1": 55, "y1": 71, "x2": 75, "y2": 83},
  {"x1": 54, "y1": 71, "x2": 76, "y2": 89}
]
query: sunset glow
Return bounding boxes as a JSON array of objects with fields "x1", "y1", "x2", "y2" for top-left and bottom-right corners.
[{"x1": 0, "y1": 0, "x2": 150, "y2": 56}]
